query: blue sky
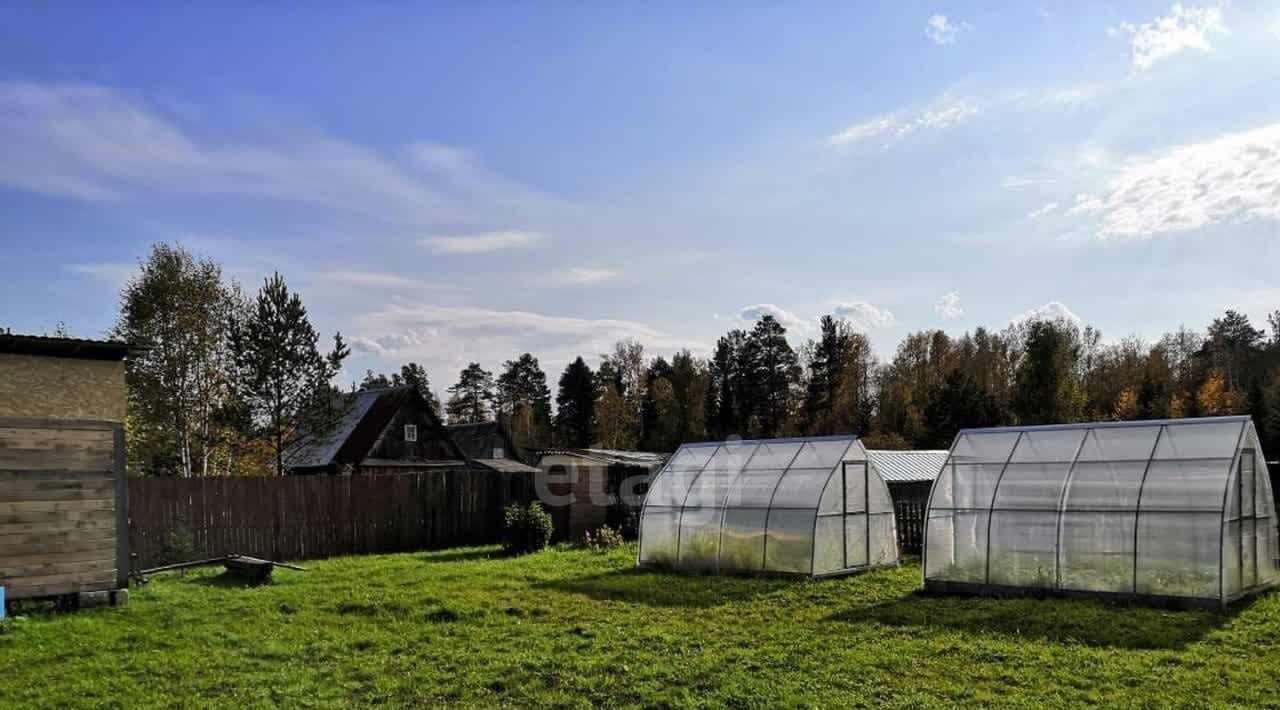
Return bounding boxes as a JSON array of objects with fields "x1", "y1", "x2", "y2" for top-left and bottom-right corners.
[{"x1": 2, "y1": 2, "x2": 1279, "y2": 395}]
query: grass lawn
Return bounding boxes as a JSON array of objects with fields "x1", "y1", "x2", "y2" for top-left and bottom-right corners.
[{"x1": 2, "y1": 545, "x2": 1279, "y2": 709}]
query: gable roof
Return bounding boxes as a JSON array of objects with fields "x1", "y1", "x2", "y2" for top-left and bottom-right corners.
[
  {"x1": 287, "y1": 386, "x2": 463, "y2": 470},
  {"x1": 866, "y1": 449, "x2": 949, "y2": 483}
]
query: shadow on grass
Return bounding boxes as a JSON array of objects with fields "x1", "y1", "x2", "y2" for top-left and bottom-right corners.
[
  {"x1": 188, "y1": 572, "x2": 272, "y2": 589},
  {"x1": 538, "y1": 568, "x2": 794, "y2": 608},
  {"x1": 828, "y1": 589, "x2": 1241, "y2": 650},
  {"x1": 419, "y1": 548, "x2": 502, "y2": 565}
]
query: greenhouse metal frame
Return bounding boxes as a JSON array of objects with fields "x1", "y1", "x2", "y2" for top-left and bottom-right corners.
[
  {"x1": 923, "y1": 416, "x2": 1279, "y2": 608},
  {"x1": 637, "y1": 435, "x2": 899, "y2": 578}
]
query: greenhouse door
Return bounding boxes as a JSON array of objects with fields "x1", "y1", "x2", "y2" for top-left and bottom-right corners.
[{"x1": 1240, "y1": 450, "x2": 1258, "y2": 590}]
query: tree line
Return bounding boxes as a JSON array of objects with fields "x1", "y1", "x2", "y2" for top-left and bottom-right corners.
[{"x1": 113, "y1": 243, "x2": 1280, "y2": 476}]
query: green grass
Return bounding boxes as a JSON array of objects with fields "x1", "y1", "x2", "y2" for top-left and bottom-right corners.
[{"x1": 2, "y1": 545, "x2": 1279, "y2": 708}]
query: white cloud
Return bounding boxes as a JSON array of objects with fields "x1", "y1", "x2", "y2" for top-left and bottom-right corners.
[
  {"x1": 66, "y1": 263, "x2": 136, "y2": 288},
  {"x1": 1012, "y1": 301, "x2": 1082, "y2": 327},
  {"x1": 1067, "y1": 122, "x2": 1280, "y2": 238},
  {"x1": 829, "y1": 96, "x2": 978, "y2": 147},
  {"x1": 934, "y1": 291, "x2": 962, "y2": 320},
  {"x1": 925, "y1": 14, "x2": 972, "y2": 45},
  {"x1": 738, "y1": 303, "x2": 808, "y2": 332},
  {"x1": 1027, "y1": 202, "x2": 1061, "y2": 219},
  {"x1": 420, "y1": 230, "x2": 544, "y2": 254},
  {"x1": 832, "y1": 301, "x2": 896, "y2": 330},
  {"x1": 1113, "y1": 3, "x2": 1228, "y2": 71},
  {"x1": 560, "y1": 267, "x2": 619, "y2": 285},
  {"x1": 348, "y1": 302, "x2": 682, "y2": 384},
  {"x1": 313, "y1": 271, "x2": 458, "y2": 290}
]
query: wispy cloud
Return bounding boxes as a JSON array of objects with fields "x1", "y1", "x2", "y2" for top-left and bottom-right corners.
[
  {"x1": 0, "y1": 81, "x2": 570, "y2": 231},
  {"x1": 1027, "y1": 202, "x2": 1060, "y2": 219},
  {"x1": 829, "y1": 96, "x2": 978, "y2": 147},
  {"x1": 1067, "y1": 122, "x2": 1280, "y2": 238},
  {"x1": 1002, "y1": 176, "x2": 1058, "y2": 189},
  {"x1": 935, "y1": 291, "x2": 962, "y2": 320},
  {"x1": 313, "y1": 271, "x2": 460, "y2": 290},
  {"x1": 925, "y1": 14, "x2": 972, "y2": 45},
  {"x1": 1110, "y1": 3, "x2": 1228, "y2": 71},
  {"x1": 66, "y1": 262, "x2": 136, "y2": 288},
  {"x1": 560, "y1": 267, "x2": 619, "y2": 285},
  {"x1": 420, "y1": 230, "x2": 544, "y2": 254},
  {"x1": 833, "y1": 301, "x2": 896, "y2": 331}
]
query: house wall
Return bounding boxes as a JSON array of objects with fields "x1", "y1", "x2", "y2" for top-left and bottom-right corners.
[
  {"x1": 366, "y1": 400, "x2": 457, "y2": 461},
  {"x1": 0, "y1": 354, "x2": 126, "y2": 422}
]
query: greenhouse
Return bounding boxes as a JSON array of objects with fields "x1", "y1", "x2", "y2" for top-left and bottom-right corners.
[
  {"x1": 924, "y1": 416, "x2": 1279, "y2": 607},
  {"x1": 637, "y1": 435, "x2": 898, "y2": 577}
]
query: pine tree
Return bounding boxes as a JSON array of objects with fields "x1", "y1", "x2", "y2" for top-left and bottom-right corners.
[
  {"x1": 445, "y1": 363, "x2": 495, "y2": 424},
  {"x1": 742, "y1": 315, "x2": 800, "y2": 438},
  {"x1": 228, "y1": 273, "x2": 349, "y2": 476},
  {"x1": 398, "y1": 362, "x2": 440, "y2": 414},
  {"x1": 555, "y1": 357, "x2": 596, "y2": 447},
  {"x1": 496, "y1": 354, "x2": 553, "y2": 448},
  {"x1": 1011, "y1": 320, "x2": 1084, "y2": 425}
]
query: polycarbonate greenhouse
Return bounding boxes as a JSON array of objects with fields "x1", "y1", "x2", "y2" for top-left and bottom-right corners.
[
  {"x1": 637, "y1": 436, "x2": 899, "y2": 577},
  {"x1": 924, "y1": 416, "x2": 1279, "y2": 607}
]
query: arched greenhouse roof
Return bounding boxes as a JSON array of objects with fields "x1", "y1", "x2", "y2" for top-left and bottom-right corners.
[
  {"x1": 637, "y1": 435, "x2": 899, "y2": 577},
  {"x1": 924, "y1": 416, "x2": 1278, "y2": 606}
]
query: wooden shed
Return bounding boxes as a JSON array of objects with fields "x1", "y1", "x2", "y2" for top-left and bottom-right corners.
[{"x1": 0, "y1": 333, "x2": 130, "y2": 604}]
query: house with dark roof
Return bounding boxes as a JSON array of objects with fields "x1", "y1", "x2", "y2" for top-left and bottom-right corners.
[{"x1": 286, "y1": 386, "x2": 472, "y2": 475}]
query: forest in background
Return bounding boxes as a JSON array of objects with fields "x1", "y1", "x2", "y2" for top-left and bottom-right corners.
[{"x1": 96, "y1": 244, "x2": 1280, "y2": 476}]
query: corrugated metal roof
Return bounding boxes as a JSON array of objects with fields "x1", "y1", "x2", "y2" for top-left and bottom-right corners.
[
  {"x1": 474, "y1": 458, "x2": 541, "y2": 474},
  {"x1": 539, "y1": 448, "x2": 669, "y2": 468},
  {"x1": 866, "y1": 449, "x2": 948, "y2": 483}
]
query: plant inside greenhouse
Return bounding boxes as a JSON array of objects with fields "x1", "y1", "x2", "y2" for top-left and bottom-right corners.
[
  {"x1": 924, "y1": 416, "x2": 1278, "y2": 607},
  {"x1": 638, "y1": 435, "x2": 898, "y2": 577}
]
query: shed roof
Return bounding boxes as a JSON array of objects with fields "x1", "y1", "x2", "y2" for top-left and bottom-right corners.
[
  {"x1": 0, "y1": 332, "x2": 132, "y2": 361},
  {"x1": 539, "y1": 448, "x2": 669, "y2": 468},
  {"x1": 866, "y1": 449, "x2": 949, "y2": 483},
  {"x1": 473, "y1": 458, "x2": 541, "y2": 474},
  {"x1": 446, "y1": 421, "x2": 527, "y2": 460}
]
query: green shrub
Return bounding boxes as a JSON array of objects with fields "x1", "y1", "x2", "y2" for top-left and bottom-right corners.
[
  {"x1": 579, "y1": 526, "x2": 624, "y2": 552},
  {"x1": 159, "y1": 526, "x2": 199, "y2": 565},
  {"x1": 501, "y1": 503, "x2": 553, "y2": 555}
]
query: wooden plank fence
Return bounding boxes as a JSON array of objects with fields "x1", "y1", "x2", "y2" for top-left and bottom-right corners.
[
  {"x1": 128, "y1": 471, "x2": 507, "y2": 569},
  {"x1": 895, "y1": 500, "x2": 926, "y2": 554}
]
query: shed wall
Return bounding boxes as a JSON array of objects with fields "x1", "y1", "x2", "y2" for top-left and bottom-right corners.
[
  {"x1": 0, "y1": 419, "x2": 125, "y2": 599},
  {"x1": 0, "y1": 354, "x2": 126, "y2": 422}
]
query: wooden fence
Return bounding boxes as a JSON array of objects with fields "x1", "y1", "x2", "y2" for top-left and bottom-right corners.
[
  {"x1": 895, "y1": 501, "x2": 926, "y2": 554},
  {"x1": 127, "y1": 471, "x2": 507, "y2": 569}
]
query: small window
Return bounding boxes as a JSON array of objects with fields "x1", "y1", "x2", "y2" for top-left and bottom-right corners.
[
  {"x1": 404, "y1": 424, "x2": 418, "y2": 442},
  {"x1": 493, "y1": 446, "x2": 505, "y2": 459}
]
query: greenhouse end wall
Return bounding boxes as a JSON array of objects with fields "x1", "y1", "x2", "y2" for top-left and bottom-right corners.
[
  {"x1": 922, "y1": 416, "x2": 1279, "y2": 607},
  {"x1": 637, "y1": 436, "x2": 899, "y2": 577}
]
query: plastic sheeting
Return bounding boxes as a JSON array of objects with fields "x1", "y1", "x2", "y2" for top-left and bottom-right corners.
[
  {"x1": 923, "y1": 416, "x2": 1280, "y2": 605},
  {"x1": 637, "y1": 436, "x2": 899, "y2": 576}
]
